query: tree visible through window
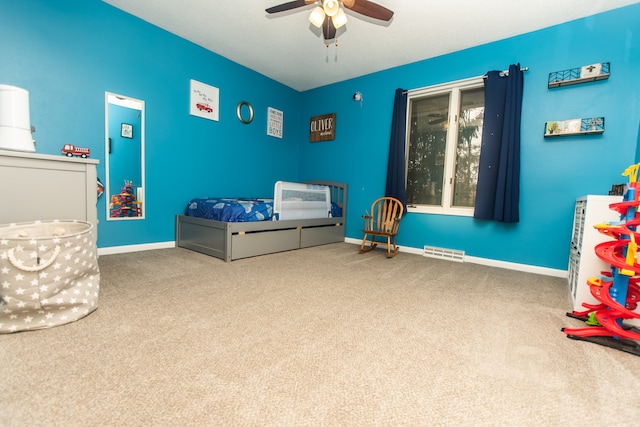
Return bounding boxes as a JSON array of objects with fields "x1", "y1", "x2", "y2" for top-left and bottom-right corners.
[{"x1": 406, "y1": 77, "x2": 484, "y2": 215}]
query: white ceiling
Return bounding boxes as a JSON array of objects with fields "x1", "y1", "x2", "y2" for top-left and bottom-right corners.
[{"x1": 102, "y1": 0, "x2": 639, "y2": 92}]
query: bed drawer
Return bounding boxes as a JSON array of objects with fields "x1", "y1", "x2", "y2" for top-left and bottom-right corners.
[
  {"x1": 232, "y1": 228, "x2": 300, "y2": 259},
  {"x1": 301, "y1": 224, "x2": 344, "y2": 247},
  {"x1": 177, "y1": 218, "x2": 228, "y2": 260}
]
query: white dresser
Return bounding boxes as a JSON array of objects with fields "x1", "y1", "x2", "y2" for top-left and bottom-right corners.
[{"x1": 0, "y1": 149, "x2": 98, "y2": 230}]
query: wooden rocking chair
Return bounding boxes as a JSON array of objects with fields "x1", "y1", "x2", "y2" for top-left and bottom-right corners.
[{"x1": 359, "y1": 197, "x2": 404, "y2": 258}]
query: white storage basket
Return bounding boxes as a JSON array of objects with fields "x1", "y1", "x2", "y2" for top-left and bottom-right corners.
[{"x1": 0, "y1": 220, "x2": 99, "y2": 333}]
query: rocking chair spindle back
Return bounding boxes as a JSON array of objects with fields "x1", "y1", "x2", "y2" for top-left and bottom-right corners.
[{"x1": 359, "y1": 197, "x2": 404, "y2": 258}]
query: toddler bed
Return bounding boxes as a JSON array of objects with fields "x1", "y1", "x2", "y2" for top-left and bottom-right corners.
[{"x1": 176, "y1": 180, "x2": 347, "y2": 261}]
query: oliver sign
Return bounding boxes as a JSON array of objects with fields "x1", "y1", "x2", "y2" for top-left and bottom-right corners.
[{"x1": 309, "y1": 113, "x2": 335, "y2": 142}]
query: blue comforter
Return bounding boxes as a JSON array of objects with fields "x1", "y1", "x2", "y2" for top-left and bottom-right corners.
[
  {"x1": 185, "y1": 197, "x2": 343, "y2": 222},
  {"x1": 185, "y1": 198, "x2": 274, "y2": 222}
]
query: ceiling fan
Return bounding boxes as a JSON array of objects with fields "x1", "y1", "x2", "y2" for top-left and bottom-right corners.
[{"x1": 266, "y1": 0, "x2": 394, "y2": 45}]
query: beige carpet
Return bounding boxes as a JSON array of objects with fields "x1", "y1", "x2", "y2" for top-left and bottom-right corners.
[{"x1": 2, "y1": 243, "x2": 640, "y2": 426}]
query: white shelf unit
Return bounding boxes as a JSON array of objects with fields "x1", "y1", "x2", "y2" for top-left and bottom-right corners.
[
  {"x1": 568, "y1": 195, "x2": 620, "y2": 311},
  {"x1": 568, "y1": 194, "x2": 640, "y2": 327}
]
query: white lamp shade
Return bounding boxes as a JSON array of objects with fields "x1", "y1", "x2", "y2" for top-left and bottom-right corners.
[
  {"x1": 323, "y1": 0, "x2": 339, "y2": 17},
  {"x1": 309, "y1": 6, "x2": 325, "y2": 28},
  {"x1": 0, "y1": 85, "x2": 35, "y2": 152},
  {"x1": 332, "y1": 8, "x2": 347, "y2": 29}
]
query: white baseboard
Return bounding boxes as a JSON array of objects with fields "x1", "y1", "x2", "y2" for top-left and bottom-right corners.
[
  {"x1": 344, "y1": 238, "x2": 567, "y2": 278},
  {"x1": 99, "y1": 238, "x2": 567, "y2": 278},
  {"x1": 98, "y1": 241, "x2": 175, "y2": 256}
]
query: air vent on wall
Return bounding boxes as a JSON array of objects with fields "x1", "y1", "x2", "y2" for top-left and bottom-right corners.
[{"x1": 423, "y1": 245, "x2": 465, "y2": 262}]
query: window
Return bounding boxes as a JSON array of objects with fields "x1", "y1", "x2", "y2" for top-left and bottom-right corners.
[{"x1": 406, "y1": 77, "x2": 485, "y2": 216}]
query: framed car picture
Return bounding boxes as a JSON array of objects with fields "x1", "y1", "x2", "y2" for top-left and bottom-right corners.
[{"x1": 190, "y1": 79, "x2": 219, "y2": 121}]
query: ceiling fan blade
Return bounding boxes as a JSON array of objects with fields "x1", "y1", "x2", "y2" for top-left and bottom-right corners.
[
  {"x1": 322, "y1": 15, "x2": 336, "y2": 40},
  {"x1": 266, "y1": 0, "x2": 316, "y2": 14},
  {"x1": 345, "y1": 0, "x2": 394, "y2": 21}
]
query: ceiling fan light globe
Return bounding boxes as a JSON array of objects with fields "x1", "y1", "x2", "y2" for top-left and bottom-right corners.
[
  {"x1": 332, "y1": 8, "x2": 347, "y2": 29},
  {"x1": 309, "y1": 6, "x2": 325, "y2": 28},
  {"x1": 323, "y1": 0, "x2": 339, "y2": 17}
]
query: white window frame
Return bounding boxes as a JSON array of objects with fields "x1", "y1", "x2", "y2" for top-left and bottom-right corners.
[{"x1": 405, "y1": 75, "x2": 484, "y2": 217}]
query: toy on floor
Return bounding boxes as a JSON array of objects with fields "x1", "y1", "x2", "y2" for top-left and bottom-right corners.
[{"x1": 562, "y1": 163, "x2": 640, "y2": 356}]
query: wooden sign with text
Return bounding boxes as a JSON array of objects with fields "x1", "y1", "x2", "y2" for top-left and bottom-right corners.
[{"x1": 309, "y1": 113, "x2": 336, "y2": 142}]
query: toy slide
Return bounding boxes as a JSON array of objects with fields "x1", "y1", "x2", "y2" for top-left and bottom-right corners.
[
  {"x1": 593, "y1": 240, "x2": 640, "y2": 274},
  {"x1": 564, "y1": 279, "x2": 640, "y2": 339},
  {"x1": 563, "y1": 163, "x2": 640, "y2": 356},
  {"x1": 563, "y1": 288, "x2": 640, "y2": 355}
]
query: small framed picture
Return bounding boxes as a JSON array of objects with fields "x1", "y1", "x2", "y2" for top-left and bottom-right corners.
[
  {"x1": 190, "y1": 79, "x2": 219, "y2": 121},
  {"x1": 121, "y1": 123, "x2": 133, "y2": 139}
]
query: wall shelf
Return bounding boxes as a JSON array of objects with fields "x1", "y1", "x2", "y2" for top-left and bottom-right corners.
[
  {"x1": 548, "y1": 62, "x2": 610, "y2": 88},
  {"x1": 544, "y1": 117, "x2": 604, "y2": 138}
]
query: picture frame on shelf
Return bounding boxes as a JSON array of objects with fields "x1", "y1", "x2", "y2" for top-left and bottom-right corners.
[
  {"x1": 548, "y1": 62, "x2": 610, "y2": 88},
  {"x1": 544, "y1": 117, "x2": 604, "y2": 137}
]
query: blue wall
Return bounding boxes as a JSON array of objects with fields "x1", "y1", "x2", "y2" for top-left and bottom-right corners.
[
  {"x1": 299, "y1": 4, "x2": 640, "y2": 270},
  {"x1": 2, "y1": 1, "x2": 639, "y2": 270},
  {"x1": 0, "y1": 0, "x2": 303, "y2": 248}
]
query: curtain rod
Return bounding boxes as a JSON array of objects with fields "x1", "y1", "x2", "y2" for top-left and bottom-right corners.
[
  {"x1": 496, "y1": 66, "x2": 529, "y2": 77},
  {"x1": 403, "y1": 66, "x2": 529, "y2": 94},
  {"x1": 483, "y1": 66, "x2": 529, "y2": 79}
]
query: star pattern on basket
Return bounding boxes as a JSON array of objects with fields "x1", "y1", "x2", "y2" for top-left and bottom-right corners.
[{"x1": 0, "y1": 221, "x2": 100, "y2": 333}]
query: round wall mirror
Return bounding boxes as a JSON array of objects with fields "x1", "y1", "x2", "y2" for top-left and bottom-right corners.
[{"x1": 236, "y1": 101, "x2": 254, "y2": 124}]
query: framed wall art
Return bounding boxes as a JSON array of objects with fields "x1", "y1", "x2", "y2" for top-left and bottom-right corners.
[
  {"x1": 309, "y1": 113, "x2": 335, "y2": 142},
  {"x1": 190, "y1": 79, "x2": 219, "y2": 121},
  {"x1": 267, "y1": 107, "x2": 283, "y2": 138},
  {"x1": 121, "y1": 123, "x2": 133, "y2": 139}
]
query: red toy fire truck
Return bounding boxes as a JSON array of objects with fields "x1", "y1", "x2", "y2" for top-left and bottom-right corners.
[{"x1": 61, "y1": 144, "x2": 90, "y2": 158}]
